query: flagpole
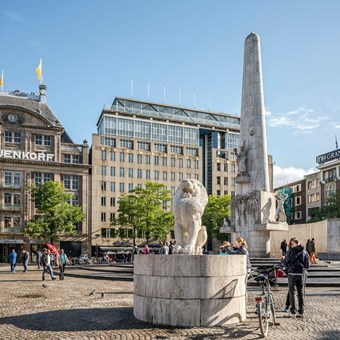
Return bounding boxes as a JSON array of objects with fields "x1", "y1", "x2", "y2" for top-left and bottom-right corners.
[
  {"x1": 40, "y1": 58, "x2": 43, "y2": 85},
  {"x1": 1, "y1": 70, "x2": 3, "y2": 91}
]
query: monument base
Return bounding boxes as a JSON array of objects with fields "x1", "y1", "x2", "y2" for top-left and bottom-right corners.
[{"x1": 134, "y1": 255, "x2": 247, "y2": 327}]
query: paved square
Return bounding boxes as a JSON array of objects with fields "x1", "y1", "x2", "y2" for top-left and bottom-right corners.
[{"x1": 0, "y1": 266, "x2": 339, "y2": 339}]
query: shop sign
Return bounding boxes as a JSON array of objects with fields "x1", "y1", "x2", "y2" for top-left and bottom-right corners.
[
  {"x1": 0, "y1": 239, "x2": 24, "y2": 244},
  {"x1": 0, "y1": 149, "x2": 54, "y2": 162}
]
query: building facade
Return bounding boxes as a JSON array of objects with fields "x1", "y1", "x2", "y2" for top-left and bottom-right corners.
[
  {"x1": 0, "y1": 85, "x2": 89, "y2": 262},
  {"x1": 90, "y1": 97, "x2": 240, "y2": 252}
]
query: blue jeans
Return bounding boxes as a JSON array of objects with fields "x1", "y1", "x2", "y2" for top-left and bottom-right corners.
[
  {"x1": 42, "y1": 264, "x2": 55, "y2": 280},
  {"x1": 10, "y1": 262, "x2": 16, "y2": 272},
  {"x1": 23, "y1": 260, "x2": 28, "y2": 272}
]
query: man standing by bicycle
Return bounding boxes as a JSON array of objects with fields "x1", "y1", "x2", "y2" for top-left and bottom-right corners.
[{"x1": 283, "y1": 238, "x2": 309, "y2": 318}]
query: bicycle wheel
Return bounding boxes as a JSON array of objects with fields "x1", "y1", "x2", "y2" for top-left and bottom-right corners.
[
  {"x1": 257, "y1": 300, "x2": 269, "y2": 338},
  {"x1": 269, "y1": 292, "x2": 276, "y2": 325}
]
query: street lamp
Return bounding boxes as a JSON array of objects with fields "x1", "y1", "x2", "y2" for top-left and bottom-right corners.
[{"x1": 94, "y1": 234, "x2": 100, "y2": 264}]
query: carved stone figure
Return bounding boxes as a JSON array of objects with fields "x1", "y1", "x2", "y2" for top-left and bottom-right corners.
[
  {"x1": 247, "y1": 192, "x2": 259, "y2": 224},
  {"x1": 172, "y1": 179, "x2": 208, "y2": 254},
  {"x1": 261, "y1": 198, "x2": 272, "y2": 224},
  {"x1": 234, "y1": 142, "x2": 248, "y2": 176},
  {"x1": 274, "y1": 191, "x2": 288, "y2": 222}
]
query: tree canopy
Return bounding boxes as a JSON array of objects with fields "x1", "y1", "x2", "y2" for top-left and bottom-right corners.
[
  {"x1": 309, "y1": 190, "x2": 340, "y2": 222},
  {"x1": 24, "y1": 181, "x2": 85, "y2": 243},
  {"x1": 112, "y1": 182, "x2": 173, "y2": 244},
  {"x1": 202, "y1": 195, "x2": 231, "y2": 235}
]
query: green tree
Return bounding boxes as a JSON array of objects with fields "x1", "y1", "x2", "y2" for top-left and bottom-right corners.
[
  {"x1": 309, "y1": 191, "x2": 340, "y2": 222},
  {"x1": 112, "y1": 182, "x2": 173, "y2": 244},
  {"x1": 202, "y1": 195, "x2": 231, "y2": 236},
  {"x1": 24, "y1": 181, "x2": 85, "y2": 243}
]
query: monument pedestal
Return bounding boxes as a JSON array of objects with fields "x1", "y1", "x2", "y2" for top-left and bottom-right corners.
[{"x1": 134, "y1": 255, "x2": 247, "y2": 327}]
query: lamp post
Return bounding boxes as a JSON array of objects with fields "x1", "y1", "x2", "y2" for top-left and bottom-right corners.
[{"x1": 94, "y1": 234, "x2": 100, "y2": 264}]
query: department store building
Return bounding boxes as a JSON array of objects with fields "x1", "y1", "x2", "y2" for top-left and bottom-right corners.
[{"x1": 0, "y1": 85, "x2": 89, "y2": 261}]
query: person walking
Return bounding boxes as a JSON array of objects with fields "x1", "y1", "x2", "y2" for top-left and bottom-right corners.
[
  {"x1": 305, "y1": 239, "x2": 311, "y2": 256},
  {"x1": 9, "y1": 249, "x2": 17, "y2": 273},
  {"x1": 22, "y1": 250, "x2": 29, "y2": 272},
  {"x1": 36, "y1": 250, "x2": 42, "y2": 269},
  {"x1": 57, "y1": 249, "x2": 69, "y2": 280},
  {"x1": 283, "y1": 238, "x2": 309, "y2": 318},
  {"x1": 42, "y1": 249, "x2": 56, "y2": 281},
  {"x1": 309, "y1": 238, "x2": 317, "y2": 264},
  {"x1": 280, "y1": 239, "x2": 288, "y2": 256}
]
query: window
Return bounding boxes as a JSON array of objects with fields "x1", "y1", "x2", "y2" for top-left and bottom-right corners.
[
  {"x1": 110, "y1": 167, "x2": 116, "y2": 176},
  {"x1": 224, "y1": 163, "x2": 228, "y2": 172},
  {"x1": 120, "y1": 139, "x2": 133, "y2": 149},
  {"x1": 101, "y1": 136, "x2": 116, "y2": 147},
  {"x1": 171, "y1": 158, "x2": 176, "y2": 167},
  {"x1": 295, "y1": 211, "x2": 302, "y2": 220},
  {"x1": 154, "y1": 143, "x2": 167, "y2": 152},
  {"x1": 186, "y1": 147, "x2": 198, "y2": 156},
  {"x1": 186, "y1": 159, "x2": 191, "y2": 168},
  {"x1": 128, "y1": 153, "x2": 134, "y2": 163},
  {"x1": 101, "y1": 166, "x2": 106, "y2": 176},
  {"x1": 162, "y1": 157, "x2": 167, "y2": 166},
  {"x1": 101, "y1": 181, "x2": 106, "y2": 191},
  {"x1": 217, "y1": 177, "x2": 221, "y2": 185},
  {"x1": 119, "y1": 152, "x2": 125, "y2": 162},
  {"x1": 308, "y1": 193, "x2": 320, "y2": 203},
  {"x1": 154, "y1": 156, "x2": 159, "y2": 165},
  {"x1": 323, "y1": 169, "x2": 336, "y2": 183},
  {"x1": 230, "y1": 177, "x2": 235, "y2": 186},
  {"x1": 179, "y1": 173, "x2": 183, "y2": 182},
  {"x1": 187, "y1": 173, "x2": 191, "y2": 179},
  {"x1": 34, "y1": 172, "x2": 52, "y2": 186},
  {"x1": 163, "y1": 171, "x2": 167, "y2": 181},
  {"x1": 101, "y1": 150, "x2": 106, "y2": 161},
  {"x1": 146, "y1": 155, "x2": 151, "y2": 164},
  {"x1": 137, "y1": 154, "x2": 142, "y2": 164},
  {"x1": 110, "y1": 197, "x2": 115, "y2": 206},
  {"x1": 119, "y1": 183, "x2": 125, "y2": 193},
  {"x1": 171, "y1": 172, "x2": 175, "y2": 181},
  {"x1": 72, "y1": 176, "x2": 79, "y2": 190},
  {"x1": 178, "y1": 159, "x2": 183, "y2": 168},
  {"x1": 217, "y1": 163, "x2": 221, "y2": 171},
  {"x1": 120, "y1": 167, "x2": 125, "y2": 177},
  {"x1": 128, "y1": 168, "x2": 133, "y2": 178},
  {"x1": 154, "y1": 171, "x2": 159, "y2": 180},
  {"x1": 171, "y1": 186, "x2": 176, "y2": 195},
  {"x1": 101, "y1": 228, "x2": 116, "y2": 238},
  {"x1": 4, "y1": 171, "x2": 21, "y2": 187},
  {"x1": 146, "y1": 170, "x2": 150, "y2": 179},
  {"x1": 110, "y1": 151, "x2": 116, "y2": 161},
  {"x1": 137, "y1": 141, "x2": 151, "y2": 151},
  {"x1": 4, "y1": 193, "x2": 11, "y2": 205},
  {"x1": 101, "y1": 197, "x2": 106, "y2": 206},
  {"x1": 217, "y1": 190, "x2": 221, "y2": 196},
  {"x1": 295, "y1": 196, "x2": 301, "y2": 206},
  {"x1": 162, "y1": 200, "x2": 168, "y2": 210},
  {"x1": 64, "y1": 176, "x2": 71, "y2": 189},
  {"x1": 72, "y1": 195, "x2": 79, "y2": 206},
  {"x1": 128, "y1": 183, "x2": 133, "y2": 192},
  {"x1": 101, "y1": 212, "x2": 106, "y2": 222},
  {"x1": 110, "y1": 213, "x2": 116, "y2": 222},
  {"x1": 137, "y1": 169, "x2": 142, "y2": 178},
  {"x1": 230, "y1": 164, "x2": 235, "y2": 173},
  {"x1": 194, "y1": 174, "x2": 199, "y2": 180},
  {"x1": 35, "y1": 135, "x2": 51, "y2": 146},
  {"x1": 308, "y1": 179, "x2": 319, "y2": 190},
  {"x1": 170, "y1": 145, "x2": 183, "y2": 154},
  {"x1": 4, "y1": 131, "x2": 21, "y2": 144},
  {"x1": 194, "y1": 160, "x2": 199, "y2": 169},
  {"x1": 110, "y1": 182, "x2": 115, "y2": 192},
  {"x1": 224, "y1": 177, "x2": 228, "y2": 185},
  {"x1": 4, "y1": 216, "x2": 11, "y2": 228}
]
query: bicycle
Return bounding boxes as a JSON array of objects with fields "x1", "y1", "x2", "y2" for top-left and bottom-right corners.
[{"x1": 252, "y1": 265, "x2": 282, "y2": 338}]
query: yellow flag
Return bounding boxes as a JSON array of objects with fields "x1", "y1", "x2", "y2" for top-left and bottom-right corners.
[
  {"x1": 36, "y1": 59, "x2": 42, "y2": 81},
  {"x1": 0, "y1": 70, "x2": 3, "y2": 88}
]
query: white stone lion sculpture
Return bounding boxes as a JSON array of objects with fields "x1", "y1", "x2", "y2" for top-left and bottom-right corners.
[{"x1": 172, "y1": 179, "x2": 208, "y2": 254}]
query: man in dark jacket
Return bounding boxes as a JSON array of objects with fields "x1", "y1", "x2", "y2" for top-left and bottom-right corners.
[{"x1": 283, "y1": 238, "x2": 309, "y2": 318}]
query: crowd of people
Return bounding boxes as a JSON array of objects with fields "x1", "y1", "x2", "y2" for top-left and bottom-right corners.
[{"x1": 8, "y1": 247, "x2": 70, "y2": 281}]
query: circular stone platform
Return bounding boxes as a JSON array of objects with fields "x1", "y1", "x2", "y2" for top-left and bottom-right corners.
[{"x1": 133, "y1": 254, "x2": 246, "y2": 327}]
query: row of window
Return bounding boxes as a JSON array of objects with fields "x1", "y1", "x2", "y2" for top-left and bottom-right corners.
[
  {"x1": 4, "y1": 131, "x2": 52, "y2": 146},
  {"x1": 101, "y1": 197, "x2": 115, "y2": 207},
  {"x1": 3, "y1": 215, "x2": 21, "y2": 228},
  {"x1": 2, "y1": 171, "x2": 79, "y2": 190},
  {"x1": 216, "y1": 177, "x2": 235, "y2": 186},
  {"x1": 216, "y1": 163, "x2": 235, "y2": 173}
]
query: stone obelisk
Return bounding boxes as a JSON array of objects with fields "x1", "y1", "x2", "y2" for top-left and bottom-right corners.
[{"x1": 233, "y1": 33, "x2": 288, "y2": 257}]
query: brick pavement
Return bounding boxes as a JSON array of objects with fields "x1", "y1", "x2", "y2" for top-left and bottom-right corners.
[{"x1": 0, "y1": 265, "x2": 339, "y2": 340}]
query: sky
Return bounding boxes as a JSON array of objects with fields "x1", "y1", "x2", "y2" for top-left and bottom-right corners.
[{"x1": 1, "y1": 0, "x2": 340, "y2": 187}]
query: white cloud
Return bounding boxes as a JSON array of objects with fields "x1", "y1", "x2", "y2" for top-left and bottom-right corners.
[
  {"x1": 267, "y1": 106, "x2": 327, "y2": 134},
  {"x1": 273, "y1": 165, "x2": 315, "y2": 188},
  {"x1": 3, "y1": 10, "x2": 24, "y2": 22}
]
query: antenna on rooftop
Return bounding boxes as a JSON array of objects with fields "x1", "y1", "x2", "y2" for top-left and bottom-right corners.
[
  {"x1": 131, "y1": 80, "x2": 134, "y2": 98},
  {"x1": 178, "y1": 88, "x2": 181, "y2": 106},
  {"x1": 147, "y1": 82, "x2": 150, "y2": 100},
  {"x1": 163, "y1": 83, "x2": 166, "y2": 103},
  {"x1": 336, "y1": 135, "x2": 338, "y2": 149}
]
